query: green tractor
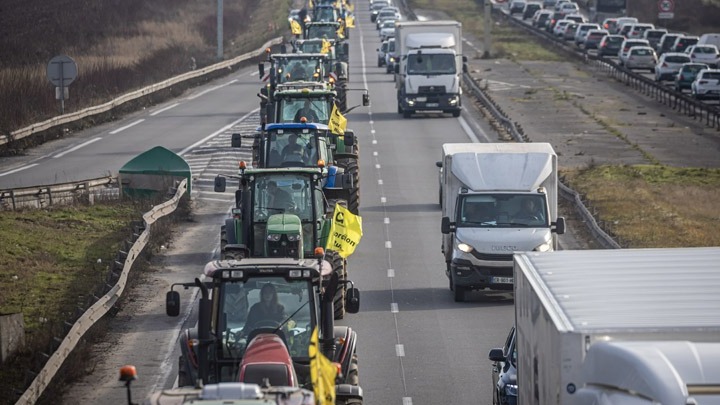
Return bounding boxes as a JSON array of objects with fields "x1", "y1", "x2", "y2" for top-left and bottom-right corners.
[
  {"x1": 165, "y1": 257, "x2": 363, "y2": 404},
  {"x1": 293, "y1": 37, "x2": 349, "y2": 95},
  {"x1": 232, "y1": 121, "x2": 360, "y2": 214},
  {"x1": 214, "y1": 165, "x2": 353, "y2": 319}
]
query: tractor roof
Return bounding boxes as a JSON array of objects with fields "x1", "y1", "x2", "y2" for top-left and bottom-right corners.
[
  {"x1": 262, "y1": 122, "x2": 330, "y2": 131},
  {"x1": 244, "y1": 166, "x2": 324, "y2": 176},
  {"x1": 202, "y1": 259, "x2": 332, "y2": 278},
  {"x1": 271, "y1": 53, "x2": 328, "y2": 61}
]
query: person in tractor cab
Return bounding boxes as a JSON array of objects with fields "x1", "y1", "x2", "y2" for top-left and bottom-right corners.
[
  {"x1": 293, "y1": 99, "x2": 319, "y2": 123},
  {"x1": 242, "y1": 283, "x2": 286, "y2": 335},
  {"x1": 266, "y1": 181, "x2": 295, "y2": 211},
  {"x1": 224, "y1": 283, "x2": 249, "y2": 324},
  {"x1": 281, "y1": 133, "x2": 306, "y2": 162},
  {"x1": 289, "y1": 61, "x2": 309, "y2": 81}
]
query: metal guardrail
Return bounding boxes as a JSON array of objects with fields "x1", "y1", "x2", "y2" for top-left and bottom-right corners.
[
  {"x1": 497, "y1": 9, "x2": 720, "y2": 131},
  {"x1": 0, "y1": 176, "x2": 118, "y2": 210},
  {"x1": 15, "y1": 179, "x2": 188, "y2": 405},
  {"x1": 0, "y1": 37, "x2": 284, "y2": 148}
]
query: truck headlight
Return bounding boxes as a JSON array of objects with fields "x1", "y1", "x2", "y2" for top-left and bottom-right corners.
[
  {"x1": 534, "y1": 241, "x2": 552, "y2": 252},
  {"x1": 406, "y1": 98, "x2": 415, "y2": 106},
  {"x1": 504, "y1": 384, "x2": 518, "y2": 397},
  {"x1": 448, "y1": 96, "x2": 458, "y2": 105},
  {"x1": 389, "y1": 57, "x2": 395, "y2": 63},
  {"x1": 457, "y1": 243, "x2": 474, "y2": 253}
]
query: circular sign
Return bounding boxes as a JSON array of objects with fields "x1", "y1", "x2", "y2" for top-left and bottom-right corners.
[
  {"x1": 496, "y1": 0, "x2": 508, "y2": 3},
  {"x1": 46, "y1": 55, "x2": 78, "y2": 87},
  {"x1": 658, "y1": 0, "x2": 674, "y2": 12}
]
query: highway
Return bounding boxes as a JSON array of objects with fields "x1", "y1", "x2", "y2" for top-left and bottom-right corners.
[{"x1": 0, "y1": 2, "x2": 595, "y2": 405}]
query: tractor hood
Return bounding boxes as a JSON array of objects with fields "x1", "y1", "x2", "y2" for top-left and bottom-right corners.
[{"x1": 267, "y1": 214, "x2": 302, "y2": 234}]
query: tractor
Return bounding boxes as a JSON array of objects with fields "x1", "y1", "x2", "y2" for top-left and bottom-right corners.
[
  {"x1": 213, "y1": 165, "x2": 352, "y2": 318},
  {"x1": 165, "y1": 256, "x2": 363, "y2": 404},
  {"x1": 231, "y1": 121, "x2": 360, "y2": 215}
]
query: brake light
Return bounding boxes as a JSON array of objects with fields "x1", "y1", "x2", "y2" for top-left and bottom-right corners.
[{"x1": 662, "y1": 63, "x2": 667, "y2": 67}]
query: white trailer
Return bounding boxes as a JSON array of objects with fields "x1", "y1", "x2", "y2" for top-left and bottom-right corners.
[
  {"x1": 439, "y1": 143, "x2": 565, "y2": 302},
  {"x1": 394, "y1": 20, "x2": 465, "y2": 118},
  {"x1": 514, "y1": 247, "x2": 720, "y2": 405}
]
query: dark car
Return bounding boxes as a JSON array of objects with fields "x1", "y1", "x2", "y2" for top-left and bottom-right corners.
[
  {"x1": 675, "y1": 63, "x2": 710, "y2": 91},
  {"x1": 545, "y1": 11, "x2": 564, "y2": 33},
  {"x1": 509, "y1": 0, "x2": 527, "y2": 15},
  {"x1": 597, "y1": 34, "x2": 624, "y2": 58},
  {"x1": 488, "y1": 326, "x2": 518, "y2": 405},
  {"x1": 671, "y1": 35, "x2": 700, "y2": 53},
  {"x1": 657, "y1": 33, "x2": 683, "y2": 55}
]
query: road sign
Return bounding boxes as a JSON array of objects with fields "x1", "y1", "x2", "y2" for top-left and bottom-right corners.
[
  {"x1": 46, "y1": 55, "x2": 78, "y2": 87},
  {"x1": 658, "y1": 0, "x2": 674, "y2": 12}
]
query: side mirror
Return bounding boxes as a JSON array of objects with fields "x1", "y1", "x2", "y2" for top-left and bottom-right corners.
[
  {"x1": 231, "y1": 133, "x2": 242, "y2": 148},
  {"x1": 462, "y1": 55, "x2": 468, "y2": 63},
  {"x1": 441, "y1": 216, "x2": 454, "y2": 234},
  {"x1": 488, "y1": 348, "x2": 505, "y2": 362},
  {"x1": 362, "y1": 93, "x2": 370, "y2": 106},
  {"x1": 435, "y1": 161, "x2": 443, "y2": 168},
  {"x1": 463, "y1": 63, "x2": 468, "y2": 74},
  {"x1": 214, "y1": 176, "x2": 227, "y2": 193},
  {"x1": 166, "y1": 290, "x2": 180, "y2": 317},
  {"x1": 258, "y1": 63, "x2": 265, "y2": 78},
  {"x1": 344, "y1": 131, "x2": 355, "y2": 146},
  {"x1": 394, "y1": 64, "x2": 399, "y2": 74},
  {"x1": 553, "y1": 217, "x2": 566, "y2": 235},
  {"x1": 345, "y1": 287, "x2": 360, "y2": 313}
]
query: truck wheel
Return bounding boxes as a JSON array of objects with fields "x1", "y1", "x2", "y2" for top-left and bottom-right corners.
[
  {"x1": 178, "y1": 355, "x2": 192, "y2": 387},
  {"x1": 403, "y1": 110, "x2": 412, "y2": 119},
  {"x1": 452, "y1": 110, "x2": 461, "y2": 117},
  {"x1": 397, "y1": 102, "x2": 403, "y2": 114},
  {"x1": 327, "y1": 249, "x2": 347, "y2": 320},
  {"x1": 336, "y1": 158, "x2": 360, "y2": 215},
  {"x1": 453, "y1": 283, "x2": 466, "y2": 302}
]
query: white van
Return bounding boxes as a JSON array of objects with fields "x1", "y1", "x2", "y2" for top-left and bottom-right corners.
[{"x1": 698, "y1": 33, "x2": 720, "y2": 49}]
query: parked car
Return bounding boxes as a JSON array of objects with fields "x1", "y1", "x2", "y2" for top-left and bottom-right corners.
[
  {"x1": 643, "y1": 29, "x2": 668, "y2": 50},
  {"x1": 623, "y1": 46, "x2": 657, "y2": 71},
  {"x1": 627, "y1": 23, "x2": 655, "y2": 39},
  {"x1": 657, "y1": 33, "x2": 683, "y2": 55},
  {"x1": 563, "y1": 22, "x2": 579, "y2": 41},
  {"x1": 597, "y1": 34, "x2": 625, "y2": 57},
  {"x1": 612, "y1": 17, "x2": 638, "y2": 35},
  {"x1": 574, "y1": 23, "x2": 601, "y2": 47},
  {"x1": 488, "y1": 327, "x2": 518, "y2": 405},
  {"x1": 671, "y1": 35, "x2": 700, "y2": 53},
  {"x1": 522, "y1": 2, "x2": 543, "y2": 20},
  {"x1": 698, "y1": 33, "x2": 720, "y2": 49},
  {"x1": 685, "y1": 45, "x2": 720, "y2": 68},
  {"x1": 654, "y1": 52, "x2": 692, "y2": 81},
  {"x1": 674, "y1": 63, "x2": 710, "y2": 91},
  {"x1": 533, "y1": 10, "x2": 552, "y2": 28},
  {"x1": 691, "y1": 68, "x2": 720, "y2": 99},
  {"x1": 583, "y1": 29, "x2": 609, "y2": 50},
  {"x1": 618, "y1": 38, "x2": 650, "y2": 61},
  {"x1": 509, "y1": 0, "x2": 527, "y2": 15}
]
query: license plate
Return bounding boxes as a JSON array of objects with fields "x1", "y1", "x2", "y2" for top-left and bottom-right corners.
[
  {"x1": 426, "y1": 103, "x2": 439, "y2": 107},
  {"x1": 491, "y1": 277, "x2": 513, "y2": 284}
]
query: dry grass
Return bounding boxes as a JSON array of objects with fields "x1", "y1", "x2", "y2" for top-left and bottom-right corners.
[{"x1": 562, "y1": 165, "x2": 720, "y2": 248}]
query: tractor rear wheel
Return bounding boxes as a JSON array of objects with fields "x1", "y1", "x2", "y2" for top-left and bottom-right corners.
[
  {"x1": 327, "y1": 250, "x2": 347, "y2": 320},
  {"x1": 336, "y1": 79, "x2": 348, "y2": 112},
  {"x1": 336, "y1": 158, "x2": 360, "y2": 215}
]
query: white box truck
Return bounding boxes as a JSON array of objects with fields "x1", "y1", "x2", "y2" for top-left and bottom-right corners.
[
  {"x1": 394, "y1": 20, "x2": 466, "y2": 118},
  {"x1": 513, "y1": 247, "x2": 720, "y2": 405},
  {"x1": 438, "y1": 143, "x2": 565, "y2": 302}
]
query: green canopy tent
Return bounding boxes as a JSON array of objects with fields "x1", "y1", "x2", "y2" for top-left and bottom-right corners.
[{"x1": 119, "y1": 146, "x2": 192, "y2": 198}]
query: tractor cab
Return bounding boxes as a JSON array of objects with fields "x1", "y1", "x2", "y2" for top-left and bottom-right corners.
[
  {"x1": 165, "y1": 258, "x2": 361, "y2": 401},
  {"x1": 245, "y1": 123, "x2": 336, "y2": 169},
  {"x1": 259, "y1": 53, "x2": 328, "y2": 85},
  {"x1": 305, "y1": 22, "x2": 342, "y2": 41},
  {"x1": 311, "y1": 5, "x2": 339, "y2": 22},
  {"x1": 274, "y1": 91, "x2": 333, "y2": 124}
]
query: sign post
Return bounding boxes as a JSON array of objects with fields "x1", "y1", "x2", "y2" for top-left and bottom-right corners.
[
  {"x1": 657, "y1": 0, "x2": 675, "y2": 20},
  {"x1": 46, "y1": 55, "x2": 78, "y2": 114}
]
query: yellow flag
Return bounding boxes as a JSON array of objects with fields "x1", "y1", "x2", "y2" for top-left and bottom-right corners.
[
  {"x1": 327, "y1": 103, "x2": 347, "y2": 135},
  {"x1": 321, "y1": 38, "x2": 331, "y2": 54},
  {"x1": 309, "y1": 327, "x2": 336, "y2": 405},
  {"x1": 336, "y1": 25, "x2": 345, "y2": 39},
  {"x1": 325, "y1": 203, "x2": 362, "y2": 258},
  {"x1": 345, "y1": 15, "x2": 355, "y2": 28},
  {"x1": 290, "y1": 19, "x2": 303, "y2": 35}
]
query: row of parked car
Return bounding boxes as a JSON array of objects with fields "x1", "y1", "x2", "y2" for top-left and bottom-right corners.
[{"x1": 510, "y1": 0, "x2": 720, "y2": 101}]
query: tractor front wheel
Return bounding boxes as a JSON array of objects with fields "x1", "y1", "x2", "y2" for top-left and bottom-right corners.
[
  {"x1": 336, "y1": 157, "x2": 360, "y2": 215},
  {"x1": 327, "y1": 250, "x2": 347, "y2": 320}
]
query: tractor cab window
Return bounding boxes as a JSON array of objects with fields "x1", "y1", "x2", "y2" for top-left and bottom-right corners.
[
  {"x1": 279, "y1": 98, "x2": 330, "y2": 124},
  {"x1": 307, "y1": 25, "x2": 338, "y2": 40},
  {"x1": 220, "y1": 276, "x2": 315, "y2": 362},
  {"x1": 267, "y1": 129, "x2": 319, "y2": 167},
  {"x1": 253, "y1": 174, "x2": 314, "y2": 222}
]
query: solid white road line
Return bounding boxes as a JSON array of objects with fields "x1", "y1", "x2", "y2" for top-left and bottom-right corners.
[
  {"x1": 53, "y1": 137, "x2": 102, "y2": 158},
  {"x1": 109, "y1": 119, "x2": 145, "y2": 134}
]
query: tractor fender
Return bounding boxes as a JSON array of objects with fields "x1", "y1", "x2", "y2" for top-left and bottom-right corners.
[
  {"x1": 333, "y1": 326, "x2": 357, "y2": 372},
  {"x1": 179, "y1": 328, "x2": 200, "y2": 386},
  {"x1": 336, "y1": 384, "x2": 363, "y2": 401}
]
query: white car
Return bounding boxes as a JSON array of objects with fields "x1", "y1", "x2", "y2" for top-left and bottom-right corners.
[
  {"x1": 618, "y1": 38, "x2": 650, "y2": 62},
  {"x1": 627, "y1": 23, "x2": 655, "y2": 40},
  {"x1": 622, "y1": 46, "x2": 657, "y2": 71},
  {"x1": 558, "y1": 2, "x2": 579, "y2": 17},
  {"x1": 685, "y1": 45, "x2": 720, "y2": 68},
  {"x1": 691, "y1": 68, "x2": 720, "y2": 99},
  {"x1": 553, "y1": 19, "x2": 572, "y2": 37},
  {"x1": 574, "y1": 23, "x2": 601, "y2": 47},
  {"x1": 654, "y1": 52, "x2": 691, "y2": 81},
  {"x1": 379, "y1": 20, "x2": 396, "y2": 41}
]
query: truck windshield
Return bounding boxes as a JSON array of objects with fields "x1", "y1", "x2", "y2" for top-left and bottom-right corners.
[
  {"x1": 219, "y1": 276, "x2": 314, "y2": 360},
  {"x1": 407, "y1": 53, "x2": 456, "y2": 75},
  {"x1": 457, "y1": 194, "x2": 549, "y2": 227}
]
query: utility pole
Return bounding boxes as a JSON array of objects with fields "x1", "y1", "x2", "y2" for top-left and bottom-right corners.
[
  {"x1": 217, "y1": 0, "x2": 224, "y2": 60},
  {"x1": 484, "y1": 0, "x2": 492, "y2": 58}
]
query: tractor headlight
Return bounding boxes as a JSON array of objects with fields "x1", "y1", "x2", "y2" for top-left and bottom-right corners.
[
  {"x1": 287, "y1": 234, "x2": 301, "y2": 242},
  {"x1": 267, "y1": 234, "x2": 282, "y2": 242}
]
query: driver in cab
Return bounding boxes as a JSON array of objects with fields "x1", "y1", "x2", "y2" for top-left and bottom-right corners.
[
  {"x1": 242, "y1": 283, "x2": 286, "y2": 335},
  {"x1": 267, "y1": 181, "x2": 294, "y2": 212}
]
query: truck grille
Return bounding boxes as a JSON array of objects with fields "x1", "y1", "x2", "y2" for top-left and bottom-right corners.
[
  {"x1": 418, "y1": 85, "x2": 446, "y2": 94},
  {"x1": 472, "y1": 252, "x2": 514, "y2": 261}
]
